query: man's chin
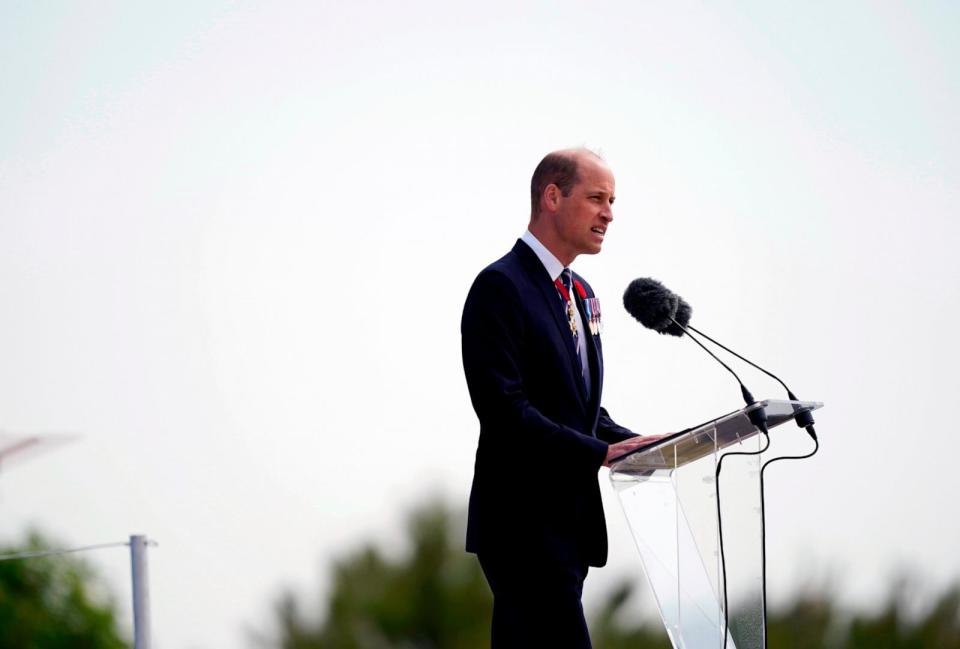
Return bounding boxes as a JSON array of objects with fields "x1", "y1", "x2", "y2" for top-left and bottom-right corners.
[{"x1": 572, "y1": 244, "x2": 603, "y2": 260}]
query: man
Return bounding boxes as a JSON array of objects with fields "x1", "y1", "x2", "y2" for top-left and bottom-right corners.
[{"x1": 461, "y1": 148, "x2": 663, "y2": 648}]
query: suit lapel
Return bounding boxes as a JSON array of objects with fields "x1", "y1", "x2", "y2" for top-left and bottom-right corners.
[
  {"x1": 512, "y1": 241, "x2": 589, "y2": 411},
  {"x1": 574, "y1": 287, "x2": 603, "y2": 416}
]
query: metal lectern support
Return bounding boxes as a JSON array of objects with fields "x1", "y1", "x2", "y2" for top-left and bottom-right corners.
[{"x1": 609, "y1": 399, "x2": 822, "y2": 649}]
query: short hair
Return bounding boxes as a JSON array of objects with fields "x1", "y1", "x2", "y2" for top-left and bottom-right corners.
[
  {"x1": 530, "y1": 149, "x2": 604, "y2": 217},
  {"x1": 530, "y1": 152, "x2": 580, "y2": 218}
]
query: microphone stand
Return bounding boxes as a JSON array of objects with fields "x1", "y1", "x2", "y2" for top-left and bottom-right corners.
[
  {"x1": 672, "y1": 318, "x2": 820, "y2": 649},
  {"x1": 669, "y1": 318, "x2": 768, "y2": 649}
]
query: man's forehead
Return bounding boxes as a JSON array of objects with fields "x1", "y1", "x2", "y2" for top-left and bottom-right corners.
[{"x1": 577, "y1": 159, "x2": 615, "y2": 191}]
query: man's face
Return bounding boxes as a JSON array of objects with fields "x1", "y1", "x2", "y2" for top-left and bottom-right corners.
[{"x1": 550, "y1": 156, "x2": 616, "y2": 263}]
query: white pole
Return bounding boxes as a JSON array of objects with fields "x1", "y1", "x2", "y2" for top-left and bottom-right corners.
[{"x1": 130, "y1": 535, "x2": 152, "y2": 649}]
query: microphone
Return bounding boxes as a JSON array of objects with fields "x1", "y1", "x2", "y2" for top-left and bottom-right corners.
[
  {"x1": 623, "y1": 278, "x2": 767, "y2": 433},
  {"x1": 623, "y1": 277, "x2": 816, "y2": 440},
  {"x1": 622, "y1": 277, "x2": 682, "y2": 333}
]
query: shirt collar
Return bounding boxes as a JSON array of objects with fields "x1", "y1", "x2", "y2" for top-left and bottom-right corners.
[{"x1": 520, "y1": 230, "x2": 566, "y2": 282}]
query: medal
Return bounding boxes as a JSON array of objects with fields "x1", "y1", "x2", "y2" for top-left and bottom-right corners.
[
  {"x1": 588, "y1": 297, "x2": 602, "y2": 335},
  {"x1": 583, "y1": 296, "x2": 595, "y2": 336},
  {"x1": 567, "y1": 300, "x2": 578, "y2": 336}
]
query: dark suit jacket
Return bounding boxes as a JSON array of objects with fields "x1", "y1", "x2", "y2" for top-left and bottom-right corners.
[{"x1": 461, "y1": 239, "x2": 635, "y2": 568}]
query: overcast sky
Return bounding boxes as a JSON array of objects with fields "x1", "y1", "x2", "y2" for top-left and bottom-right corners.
[{"x1": 2, "y1": 2, "x2": 958, "y2": 648}]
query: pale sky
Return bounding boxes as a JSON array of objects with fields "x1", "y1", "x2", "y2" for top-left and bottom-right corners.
[{"x1": 1, "y1": 2, "x2": 958, "y2": 648}]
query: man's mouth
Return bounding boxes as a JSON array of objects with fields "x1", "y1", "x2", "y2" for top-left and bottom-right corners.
[{"x1": 591, "y1": 227, "x2": 606, "y2": 236}]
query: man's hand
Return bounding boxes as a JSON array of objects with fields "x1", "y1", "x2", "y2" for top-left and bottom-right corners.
[{"x1": 603, "y1": 434, "x2": 669, "y2": 467}]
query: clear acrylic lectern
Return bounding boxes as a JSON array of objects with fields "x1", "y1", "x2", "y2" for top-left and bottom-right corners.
[{"x1": 609, "y1": 399, "x2": 822, "y2": 649}]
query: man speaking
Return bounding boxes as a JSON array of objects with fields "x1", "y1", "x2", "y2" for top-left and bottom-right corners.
[{"x1": 461, "y1": 148, "x2": 663, "y2": 648}]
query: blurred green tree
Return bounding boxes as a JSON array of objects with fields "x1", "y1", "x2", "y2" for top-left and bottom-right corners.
[
  {"x1": 0, "y1": 530, "x2": 129, "y2": 649},
  {"x1": 260, "y1": 498, "x2": 670, "y2": 649},
  {"x1": 598, "y1": 579, "x2": 960, "y2": 649},
  {"x1": 267, "y1": 499, "x2": 492, "y2": 649},
  {"x1": 845, "y1": 577, "x2": 960, "y2": 649},
  {"x1": 589, "y1": 580, "x2": 672, "y2": 649},
  {"x1": 261, "y1": 499, "x2": 960, "y2": 649}
]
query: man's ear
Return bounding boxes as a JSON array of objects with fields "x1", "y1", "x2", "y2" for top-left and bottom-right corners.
[{"x1": 543, "y1": 183, "x2": 561, "y2": 212}]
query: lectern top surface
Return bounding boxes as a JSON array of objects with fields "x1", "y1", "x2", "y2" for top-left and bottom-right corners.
[{"x1": 609, "y1": 399, "x2": 822, "y2": 475}]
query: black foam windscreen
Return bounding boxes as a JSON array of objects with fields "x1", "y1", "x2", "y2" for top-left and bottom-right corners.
[
  {"x1": 623, "y1": 277, "x2": 681, "y2": 334},
  {"x1": 661, "y1": 296, "x2": 692, "y2": 337}
]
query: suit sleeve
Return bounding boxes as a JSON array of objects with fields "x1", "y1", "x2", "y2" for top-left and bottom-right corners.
[
  {"x1": 461, "y1": 270, "x2": 608, "y2": 471},
  {"x1": 596, "y1": 407, "x2": 637, "y2": 444}
]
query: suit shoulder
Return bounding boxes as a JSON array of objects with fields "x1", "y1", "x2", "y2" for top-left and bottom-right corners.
[
  {"x1": 467, "y1": 250, "x2": 524, "y2": 296},
  {"x1": 461, "y1": 252, "x2": 527, "y2": 333},
  {"x1": 482, "y1": 247, "x2": 524, "y2": 276}
]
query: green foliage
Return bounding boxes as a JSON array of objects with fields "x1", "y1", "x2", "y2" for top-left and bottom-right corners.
[
  {"x1": 829, "y1": 578, "x2": 960, "y2": 649},
  {"x1": 263, "y1": 500, "x2": 960, "y2": 649},
  {"x1": 269, "y1": 499, "x2": 492, "y2": 649},
  {"x1": 593, "y1": 578, "x2": 960, "y2": 649},
  {"x1": 589, "y1": 580, "x2": 672, "y2": 649},
  {"x1": 0, "y1": 530, "x2": 130, "y2": 649},
  {"x1": 765, "y1": 590, "x2": 839, "y2": 649}
]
